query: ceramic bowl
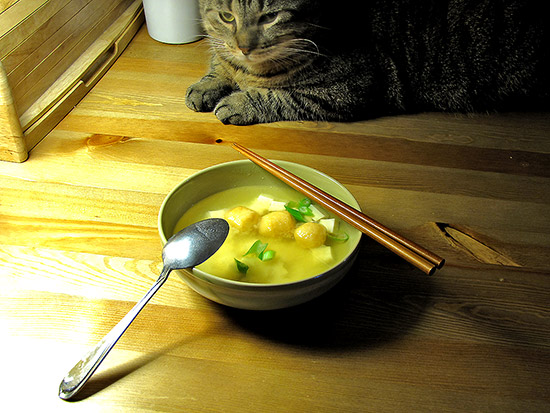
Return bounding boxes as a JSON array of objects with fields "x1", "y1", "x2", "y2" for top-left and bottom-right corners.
[{"x1": 158, "y1": 159, "x2": 361, "y2": 310}]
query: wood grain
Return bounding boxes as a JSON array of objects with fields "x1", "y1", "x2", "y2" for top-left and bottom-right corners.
[
  {"x1": 9, "y1": 0, "x2": 133, "y2": 114},
  {"x1": 1, "y1": 27, "x2": 548, "y2": 412},
  {"x1": 0, "y1": 0, "x2": 20, "y2": 15},
  {"x1": 0, "y1": 0, "x2": 75, "y2": 62},
  {"x1": 0, "y1": 0, "x2": 48, "y2": 36}
]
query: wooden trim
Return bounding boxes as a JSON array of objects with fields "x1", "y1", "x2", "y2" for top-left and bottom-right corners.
[{"x1": 0, "y1": 60, "x2": 26, "y2": 162}]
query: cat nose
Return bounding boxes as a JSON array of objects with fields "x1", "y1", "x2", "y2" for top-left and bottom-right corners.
[{"x1": 239, "y1": 46, "x2": 251, "y2": 56}]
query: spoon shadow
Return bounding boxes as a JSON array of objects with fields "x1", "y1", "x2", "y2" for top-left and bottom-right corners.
[
  {"x1": 66, "y1": 356, "x2": 154, "y2": 401},
  {"x1": 221, "y1": 239, "x2": 435, "y2": 351},
  {"x1": 66, "y1": 330, "x2": 208, "y2": 401}
]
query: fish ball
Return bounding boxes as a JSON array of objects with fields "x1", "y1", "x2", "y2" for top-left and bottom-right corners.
[
  {"x1": 294, "y1": 222, "x2": 327, "y2": 249},
  {"x1": 258, "y1": 211, "x2": 295, "y2": 239},
  {"x1": 225, "y1": 206, "x2": 260, "y2": 232}
]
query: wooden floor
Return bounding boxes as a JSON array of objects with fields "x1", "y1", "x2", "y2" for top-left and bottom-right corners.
[{"x1": 1, "y1": 26, "x2": 549, "y2": 412}]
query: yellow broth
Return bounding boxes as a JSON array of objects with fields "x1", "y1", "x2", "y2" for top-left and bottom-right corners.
[{"x1": 174, "y1": 185, "x2": 358, "y2": 284}]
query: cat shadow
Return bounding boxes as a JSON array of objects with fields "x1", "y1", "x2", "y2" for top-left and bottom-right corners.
[{"x1": 220, "y1": 238, "x2": 435, "y2": 352}]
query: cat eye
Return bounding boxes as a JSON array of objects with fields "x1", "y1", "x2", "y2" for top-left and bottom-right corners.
[
  {"x1": 219, "y1": 11, "x2": 235, "y2": 23},
  {"x1": 259, "y1": 12, "x2": 279, "y2": 25}
]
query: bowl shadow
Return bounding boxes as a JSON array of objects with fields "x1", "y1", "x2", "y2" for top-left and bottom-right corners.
[{"x1": 220, "y1": 238, "x2": 435, "y2": 352}]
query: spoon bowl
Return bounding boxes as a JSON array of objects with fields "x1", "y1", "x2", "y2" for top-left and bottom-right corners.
[{"x1": 58, "y1": 218, "x2": 229, "y2": 400}]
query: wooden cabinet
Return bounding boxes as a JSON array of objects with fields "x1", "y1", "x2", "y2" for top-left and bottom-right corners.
[{"x1": 0, "y1": 0, "x2": 144, "y2": 162}]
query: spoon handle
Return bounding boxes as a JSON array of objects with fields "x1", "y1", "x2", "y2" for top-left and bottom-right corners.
[{"x1": 59, "y1": 267, "x2": 171, "y2": 400}]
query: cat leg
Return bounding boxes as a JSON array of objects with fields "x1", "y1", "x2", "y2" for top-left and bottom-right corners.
[
  {"x1": 214, "y1": 88, "x2": 311, "y2": 125},
  {"x1": 214, "y1": 86, "x2": 361, "y2": 125},
  {"x1": 186, "y1": 73, "x2": 236, "y2": 112},
  {"x1": 214, "y1": 90, "x2": 263, "y2": 125}
]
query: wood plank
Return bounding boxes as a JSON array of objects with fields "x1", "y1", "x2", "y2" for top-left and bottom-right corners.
[
  {"x1": 0, "y1": 0, "x2": 88, "y2": 64},
  {"x1": 56, "y1": 111, "x2": 550, "y2": 178},
  {"x1": 6, "y1": 0, "x2": 107, "y2": 87},
  {"x1": 0, "y1": 0, "x2": 20, "y2": 15},
  {"x1": 19, "y1": 130, "x2": 550, "y2": 206},
  {"x1": 10, "y1": 0, "x2": 131, "y2": 114},
  {"x1": 0, "y1": 0, "x2": 47, "y2": 37}
]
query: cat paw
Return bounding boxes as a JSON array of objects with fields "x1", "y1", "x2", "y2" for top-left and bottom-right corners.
[
  {"x1": 214, "y1": 92, "x2": 259, "y2": 125},
  {"x1": 185, "y1": 79, "x2": 232, "y2": 112}
]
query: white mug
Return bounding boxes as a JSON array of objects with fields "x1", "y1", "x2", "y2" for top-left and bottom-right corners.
[{"x1": 143, "y1": 0, "x2": 202, "y2": 44}]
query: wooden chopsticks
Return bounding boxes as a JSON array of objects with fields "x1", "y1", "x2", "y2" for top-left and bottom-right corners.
[{"x1": 232, "y1": 143, "x2": 444, "y2": 275}]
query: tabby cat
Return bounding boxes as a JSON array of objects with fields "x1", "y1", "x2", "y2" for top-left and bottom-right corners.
[{"x1": 185, "y1": 0, "x2": 548, "y2": 125}]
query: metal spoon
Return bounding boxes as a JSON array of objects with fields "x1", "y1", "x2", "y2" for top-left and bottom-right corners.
[{"x1": 59, "y1": 218, "x2": 229, "y2": 400}]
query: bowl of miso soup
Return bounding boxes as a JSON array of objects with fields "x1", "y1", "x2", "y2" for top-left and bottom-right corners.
[{"x1": 158, "y1": 159, "x2": 362, "y2": 310}]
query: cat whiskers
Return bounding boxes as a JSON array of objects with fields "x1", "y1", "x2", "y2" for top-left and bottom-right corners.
[
  {"x1": 205, "y1": 35, "x2": 226, "y2": 50},
  {"x1": 205, "y1": 35, "x2": 238, "y2": 61},
  {"x1": 261, "y1": 38, "x2": 324, "y2": 69},
  {"x1": 206, "y1": 34, "x2": 325, "y2": 75},
  {"x1": 278, "y1": 38, "x2": 324, "y2": 58}
]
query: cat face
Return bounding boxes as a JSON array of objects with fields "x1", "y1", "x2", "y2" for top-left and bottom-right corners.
[{"x1": 199, "y1": 0, "x2": 321, "y2": 73}]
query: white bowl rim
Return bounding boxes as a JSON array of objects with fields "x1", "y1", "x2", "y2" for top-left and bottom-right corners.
[{"x1": 158, "y1": 159, "x2": 362, "y2": 290}]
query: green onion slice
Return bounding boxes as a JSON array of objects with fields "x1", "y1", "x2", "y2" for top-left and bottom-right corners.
[
  {"x1": 298, "y1": 205, "x2": 313, "y2": 216},
  {"x1": 244, "y1": 240, "x2": 268, "y2": 257},
  {"x1": 299, "y1": 198, "x2": 312, "y2": 207},
  {"x1": 259, "y1": 250, "x2": 275, "y2": 261},
  {"x1": 235, "y1": 259, "x2": 249, "y2": 274},
  {"x1": 242, "y1": 240, "x2": 276, "y2": 262},
  {"x1": 327, "y1": 232, "x2": 350, "y2": 242},
  {"x1": 284, "y1": 205, "x2": 307, "y2": 222},
  {"x1": 285, "y1": 198, "x2": 314, "y2": 222}
]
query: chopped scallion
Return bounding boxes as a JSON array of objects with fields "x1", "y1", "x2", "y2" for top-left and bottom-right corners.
[
  {"x1": 259, "y1": 249, "x2": 275, "y2": 261},
  {"x1": 284, "y1": 205, "x2": 307, "y2": 222},
  {"x1": 241, "y1": 240, "x2": 276, "y2": 264},
  {"x1": 244, "y1": 240, "x2": 267, "y2": 257},
  {"x1": 299, "y1": 198, "x2": 312, "y2": 207},
  {"x1": 235, "y1": 259, "x2": 249, "y2": 274},
  {"x1": 327, "y1": 232, "x2": 350, "y2": 242},
  {"x1": 298, "y1": 205, "x2": 314, "y2": 216}
]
